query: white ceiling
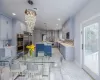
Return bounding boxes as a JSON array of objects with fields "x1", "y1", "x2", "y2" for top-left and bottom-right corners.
[{"x1": 0, "y1": 0, "x2": 89, "y2": 30}]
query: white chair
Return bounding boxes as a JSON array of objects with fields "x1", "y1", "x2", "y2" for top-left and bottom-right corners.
[
  {"x1": 10, "y1": 61, "x2": 21, "y2": 80},
  {"x1": 26, "y1": 63, "x2": 42, "y2": 79},
  {"x1": 0, "y1": 67, "x2": 10, "y2": 80},
  {"x1": 42, "y1": 63, "x2": 50, "y2": 76}
]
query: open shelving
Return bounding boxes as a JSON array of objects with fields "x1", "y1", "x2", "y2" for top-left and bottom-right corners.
[{"x1": 17, "y1": 34, "x2": 24, "y2": 53}]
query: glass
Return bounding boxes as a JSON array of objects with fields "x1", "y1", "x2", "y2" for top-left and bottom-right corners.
[{"x1": 84, "y1": 23, "x2": 99, "y2": 75}]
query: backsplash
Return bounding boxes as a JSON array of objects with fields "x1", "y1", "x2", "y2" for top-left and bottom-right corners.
[
  {"x1": 0, "y1": 40, "x2": 12, "y2": 47},
  {"x1": 63, "y1": 40, "x2": 74, "y2": 46}
]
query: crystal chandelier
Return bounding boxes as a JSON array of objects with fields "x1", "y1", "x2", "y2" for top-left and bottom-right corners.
[{"x1": 25, "y1": 9, "x2": 36, "y2": 33}]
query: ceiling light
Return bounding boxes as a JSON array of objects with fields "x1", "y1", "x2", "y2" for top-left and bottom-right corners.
[
  {"x1": 56, "y1": 24, "x2": 58, "y2": 26},
  {"x1": 25, "y1": 9, "x2": 37, "y2": 33},
  {"x1": 12, "y1": 13, "x2": 16, "y2": 16},
  {"x1": 58, "y1": 18, "x2": 60, "y2": 21}
]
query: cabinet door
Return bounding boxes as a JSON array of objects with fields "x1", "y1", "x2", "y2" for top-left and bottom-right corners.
[
  {"x1": 5, "y1": 47, "x2": 11, "y2": 58},
  {"x1": 11, "y1": 46, "x2": 16, "y2": 59},
  {"x1": 7, "y1": 18, "x2": 12, "y2": 39},
  {"x1": 0, "y1": 16, "x2": 8, "y2": 40}
]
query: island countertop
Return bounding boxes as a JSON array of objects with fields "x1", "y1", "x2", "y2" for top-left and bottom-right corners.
[{"x1": 57, "y1": 41, "x2": 74, "y2": 47}]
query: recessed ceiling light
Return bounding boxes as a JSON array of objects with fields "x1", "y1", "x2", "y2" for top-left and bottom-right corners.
[
  {"x1": 58, "y1": 18, "x2": 60, "y2": 21},
  {"x1": 56, "y1": 24, "x2": 58, "y2": 26},
  {"x1": 12, "y1": 13, "x2": 16, "y2": 16}
]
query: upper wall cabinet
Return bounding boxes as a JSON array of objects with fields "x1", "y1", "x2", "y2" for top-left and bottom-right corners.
[
  {"x1": 7, "y1": 18, "x2": 12, "y2": 39},
  {"x1": 0, "y1": 15, "x2": 12, "y2": 40},
  {"x1": 0, "y1": 15, "x2": 8, "y2": 40}
]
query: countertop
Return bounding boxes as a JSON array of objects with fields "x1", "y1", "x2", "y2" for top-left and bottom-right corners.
[
  {"x1": 57, "y1": 41, "x2": 74, "y2": 47},
  {"x1": 36, "y1": 42, "x2": 52, "y2": 46},
  {"x1": 0, "y1": 46, "x2": 16, "y2": 48}
]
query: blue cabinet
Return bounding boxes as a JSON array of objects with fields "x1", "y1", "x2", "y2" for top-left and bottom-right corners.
[
  {"x1": 36, "y1": 44, "x2": 44, "y2": 57},
  {"x1": 36, "y1": 43, "x2": 52, "y2": 57},
  {"x1": 44, "y1": 45, "x2": 52, "y2": 56}
]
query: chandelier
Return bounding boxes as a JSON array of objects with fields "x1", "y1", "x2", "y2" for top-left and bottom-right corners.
[{"x1": 25, "y1": 9, "x2": 37, "y2": 33}]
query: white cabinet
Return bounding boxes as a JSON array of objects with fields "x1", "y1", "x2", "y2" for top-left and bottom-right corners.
[
  {"x1": 5, "y1": 47, "x2": 12, "y2": 58},
  {"x1": 0, "y1": 15, "x2": 8, "y2": 40},
  {"x1": 7, "y1": 18, "x2": 12, "y2": 39},
  {"x1": 0, "y1": 46, "x2": 16, "y2": 59},
  {"x1": 5, "y1": 46, "x2": 16, "y2": 58},
  {"x1": 59, "y1": 42, "x2": 74, "y2": 61},
  {"x1": 0, "y1": 15, "x2": 12, "y2": 40},
  {"x1": 65, "y1": 46, "x2": 74, "y2": 61}
]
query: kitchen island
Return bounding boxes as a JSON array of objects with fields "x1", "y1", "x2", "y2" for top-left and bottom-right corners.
[
  {"x1": 57, "y1": 40, "x2": 74, "y2": 61},
  {"x1": 36, "y1": 42, "x2": 52, "y2": 57}
]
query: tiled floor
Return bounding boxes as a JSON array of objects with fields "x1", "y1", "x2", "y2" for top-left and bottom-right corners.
[
  {"x1": 16, "y1": 48, "x2": 93, "y2": 80},
  {"x1": 50, "y1": 48, "x2": 93, "y2": 80}
]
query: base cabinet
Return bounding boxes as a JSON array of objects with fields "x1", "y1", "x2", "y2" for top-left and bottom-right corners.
[
  {"x1": 64, "y1": 46, "x2": 74, "y2": 60},
  {"x1": 58, "y1": 43, "x2": 74, "y2": 61}
]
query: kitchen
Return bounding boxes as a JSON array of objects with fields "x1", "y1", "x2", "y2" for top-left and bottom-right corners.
[{"x1": 0, "y1": 0, "x2": 97, "y2": 80}]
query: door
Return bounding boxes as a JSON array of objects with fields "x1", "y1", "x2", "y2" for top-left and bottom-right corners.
[
  {"x1": 42, "y1": 34, "x2": 47, "y2": 41},
  {"x1": 82, "y1": 16, "x2": 100, "y2": 80}
]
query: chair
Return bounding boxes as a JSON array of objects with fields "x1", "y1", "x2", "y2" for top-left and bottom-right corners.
[
  {"x1": 10, "y1": 62, "x2": 21, "y2": 80},
  {"x1": 0, "y1": 67, "x2": 10, "y2": 80},
  {"x1": 26, "y1": 63, "x2": 42, "y2": 79}
]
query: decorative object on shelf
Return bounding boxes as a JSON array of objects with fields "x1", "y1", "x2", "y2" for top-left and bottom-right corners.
[{"x1": 25, "y1": 9, "x2": 37, "y2": 33}]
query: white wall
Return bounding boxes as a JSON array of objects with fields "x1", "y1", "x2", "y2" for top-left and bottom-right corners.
[
  {"x1": 33, "y1": 29, "x2": 59, "y2": 44},
  {"x1": 62, "y1": 23, "x2": 69, "y2": 39},
  {"x1": 54, "y1": 30, "x2": 59, "y2": 41},
  {"x1": 58, "y1": 30, "x2": 62, "y2": 40},
  {"x1": 33, "y1": 30, "x2": 42, "y2": 44},
  {"x1": 74, "y1": 0, "x2": 100, "y2": 66},
  {"x1": 62, "y1": 17, "x2": 74, "y2": 40},
  {"x1": 12, "y1": 19, "x2": 27, "y2": 46}
]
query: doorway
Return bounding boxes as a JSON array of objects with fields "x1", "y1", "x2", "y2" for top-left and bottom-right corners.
[
  {"x1": 81, "y1": 16, "x2": 100, "y2": 80},
  {"x1": 42, "y1": 34, "x2": 47, "y2": 41}
]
